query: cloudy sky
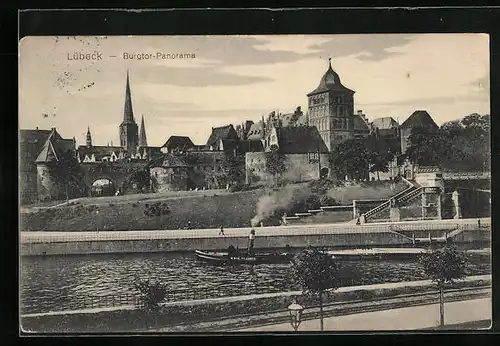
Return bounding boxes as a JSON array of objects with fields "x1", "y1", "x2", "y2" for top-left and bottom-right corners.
[{"x1": 19, "y1": 34, "x2": 489, "y2": 146}]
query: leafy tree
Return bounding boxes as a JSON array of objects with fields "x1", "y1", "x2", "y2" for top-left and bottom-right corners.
[
  {"x1": 222, "y1": 152, "x2": 245, "y2": 187},
  {"x1": 330, "y1": 137, "x2": 394, "y2": 181},
  {"x1": 289, "y1": 248, "x2": 341, "y2": 331},
  {"x1": 407, "y1": 113, "x2": 490, "y2": 171},
  {"x1": 125, "y1": 168, "x2": 150, "y2": 193},
  {"x1": 54, "y1": 150, "x2": 87, "y2": 199},
  {"x1": 265, "y1": 145, "x2": 286, "y2": 185},
  {"x1": 418, "y1": 245, "x2": 468, "y2": 326},
  {"x1": 366, "y1": 136, "x2": 395, "y2": 180},
  {"x1": 405, "y1": 129, "x2": 445, "y2": 166}
]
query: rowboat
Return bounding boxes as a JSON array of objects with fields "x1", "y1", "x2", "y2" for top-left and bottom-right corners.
[{"x1": 194, "y1": 249, "x2": 292, "y2": 264}]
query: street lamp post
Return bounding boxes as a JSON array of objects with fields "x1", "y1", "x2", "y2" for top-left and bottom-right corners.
[{"x1": 288, "y1": 299, "x2": 305, "y2": 332}]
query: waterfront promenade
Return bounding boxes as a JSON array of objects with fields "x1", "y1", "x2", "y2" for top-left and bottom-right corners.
[
  {"x1": 20, "y1": 218, "x2": 491, "y2": 255},
  {"x1": 21, "y1": 217, "x2": 490, "y2": 243},
  {"x1": 235, "y1": 298, "x2": 492, "y2": 332}
]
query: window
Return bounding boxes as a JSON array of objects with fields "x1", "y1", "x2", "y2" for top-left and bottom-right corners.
[{"x1": 170, "y1": 174, "x2": 175, "y2": 181}]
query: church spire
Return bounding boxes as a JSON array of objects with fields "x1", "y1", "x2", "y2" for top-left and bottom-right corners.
[
  {"x1": 123, "y1": 69, "x2": 135, "y2": 124},
  {"x1": 86, "y1": 126, "x2": 92, "y2": 147},
  {"x1": 138, "y1": 115, "x2": 148, "y2": 147}
]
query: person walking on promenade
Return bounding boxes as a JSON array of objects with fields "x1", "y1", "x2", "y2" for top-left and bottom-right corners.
[
  {"x1": 478, "y1": 219, "x2": 481, "y2": 228},
  {"x1": 219, "y1": 225, "x2": 225, "y2": 236},
  {"x1": 248, "y1": 229, "x2": 256, "y2": 255},
  {"x1": 187, "y1": 221, "x2": 192, "y2": 230}
]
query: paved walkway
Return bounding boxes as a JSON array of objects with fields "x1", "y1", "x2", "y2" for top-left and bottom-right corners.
[
  {"x1": 20, "y1": 218, "x2": 490, "y2": 243},
  {"x1": 236, "y1": 298, "x2": 491, "y2": 332}
]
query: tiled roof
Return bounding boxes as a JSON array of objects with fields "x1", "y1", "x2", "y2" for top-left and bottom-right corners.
[
  {"x1": 206, "y1": 125, "x2": 238, "y2": 148},
  {"x1": 162, "y1": 136, "x2": 195, "y2": 150},
  {"x1": 247, "y1": 121, "x2": 265, "y2": 140},
  {"x1": 276, "y1": 126, "x2": 329, "y2": 154},
  {"x1": 401, "y1": 110, "x2": 439, "y2": 130},
  {"x1": 372, "y1": 117, "x2": 399, "y2": 130},
  {"x1": 20, "y1": 129, "x2": 54, "y2": 167},
  {"x1": 34, "y1": 129, "x2": 75, "y2": 163},
  {"x1": 353, "y1": 114, "x2": 371, "y2": 132},
  {"x1": 221, "y1": 139, "x2": 264, "y2": 153}
]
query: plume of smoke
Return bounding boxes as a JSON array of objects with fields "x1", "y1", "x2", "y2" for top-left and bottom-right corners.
[{"x1": 251, "y1": 184, "x2": 311, "y2": 227}]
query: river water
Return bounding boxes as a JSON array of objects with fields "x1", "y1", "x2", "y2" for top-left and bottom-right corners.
[{"x1": 20, "y1": 244, "x2": 491, "y2": 315}]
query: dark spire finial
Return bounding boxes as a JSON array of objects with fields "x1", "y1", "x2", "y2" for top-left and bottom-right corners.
[
  {"x1": 123, "y1": 70, "x2": 135, "y2": 124},
  {"x1": 139, "y1": 114, "x2": 148, "y2": 147},
  {"x1": 86, "y1": 126, "x2": 92, "y2": 147}
]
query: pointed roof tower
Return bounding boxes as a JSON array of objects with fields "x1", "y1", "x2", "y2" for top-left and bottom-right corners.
[
  {"x1": 307, "y1": 58, "x2": 354, "y2": 96},
  {"x1": 86, "y1": 126, "x2": 92, "y2": 147},
  {"x1": 122, "y1": 69, "x2": 136, "y2": 125},
  {"x1": 138, "y1": 115, "x2": 148, "y2": 147}
]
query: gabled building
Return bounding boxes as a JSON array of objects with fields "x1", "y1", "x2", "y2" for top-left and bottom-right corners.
[
  {"x1": 353, "y1": 111, "x2": 372, "y2": 139},
  {"x1": 161, "y1": 136, "x2": 195, "y2": 153},
  {"x1": 205, "y1": 124, "x2": 239, "y2": 151},
  {"x1": 19, "y1": 127, "x2": 76, "y2": 203},
  {"x1": 247, "y1": 126, "x2": 331, "y2": 184},
  {"x1": 400, "y1": 110, "x2": 439, "y2": 154},
  {"x1": 246, "y1": 120, "x2": 266, "y2": 141}
]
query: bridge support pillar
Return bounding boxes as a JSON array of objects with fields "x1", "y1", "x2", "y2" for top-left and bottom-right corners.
[
  {"x1": 421, "y1": 188, "x2": 442, "y2": 220},
  {"x1": 390, "y1": 206, "x2": 401, "y2": 222},
  {"x1": 353, "y1": 200, "x2": 360, "y2": 219}
]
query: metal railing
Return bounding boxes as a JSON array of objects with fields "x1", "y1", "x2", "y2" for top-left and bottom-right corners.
[
  {"x1": 21, "y1": 278, "x2": 363, "y2": 315},
  {"x1": 20, "y1": 219, "x2": 491, "y2": 245}
]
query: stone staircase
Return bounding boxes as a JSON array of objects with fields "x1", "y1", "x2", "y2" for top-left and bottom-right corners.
[
  {"x1": 358, "y1": 179, "x2": 421, "y2": 224},
  {"x1": 283, "y1": 180, "x2": 414, "y2": 226}
]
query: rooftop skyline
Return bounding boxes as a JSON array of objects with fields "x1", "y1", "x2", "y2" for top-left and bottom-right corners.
[{"x1": 19, "y1": 34, "x2": 489, "y2": 146}]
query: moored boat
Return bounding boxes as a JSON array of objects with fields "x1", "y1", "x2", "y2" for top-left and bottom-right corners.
[
  {"x1": 327, "y1": 247, "x2": 429, "y2": 260},
  {"x1": 194, "y1": 249, "x2": 292, "y2": 264}
]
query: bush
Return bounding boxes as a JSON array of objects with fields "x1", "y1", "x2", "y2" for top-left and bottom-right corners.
[
  {"x1": 143, "y1": 202, "x2": 171, "y2": 217},
  {"x1": 229, "y1": 183, "x2": 253, "y2": 192},
  {"x1": 319, "y1": 195, "x2": 338, "y2": 206},
  {"x1": 308, "y1": 179, "x2": 338, "y2": 195},
  {"x1": 134, "y1": 279, "x2": 167, "y2": 312}
]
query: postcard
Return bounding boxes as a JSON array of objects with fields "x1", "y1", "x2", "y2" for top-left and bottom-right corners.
[{"x1": 19, "y1": 34, "x2": 491, "y2": 333}]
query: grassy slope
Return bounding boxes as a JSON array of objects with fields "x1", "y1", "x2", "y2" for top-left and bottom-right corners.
[
  {"x1": 21, "y1": 189, "x2": 265, "y2": 231},
  {"x1": 326, "y1": 181, "x2": 407, "y2": 204},
  {"x1": 20, "y1": 181, "x2": 406, "y2": 231}
]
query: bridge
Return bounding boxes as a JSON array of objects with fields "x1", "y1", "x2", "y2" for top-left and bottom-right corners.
[{"x1": 79, "y1": 161, "x2": 148, "y2": 196}]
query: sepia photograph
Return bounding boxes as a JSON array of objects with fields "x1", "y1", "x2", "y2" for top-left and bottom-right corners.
[{"x1": 18, "y1": 34, "x2": 491, "y2": 333}]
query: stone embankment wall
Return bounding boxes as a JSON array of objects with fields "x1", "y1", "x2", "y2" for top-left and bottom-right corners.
[{"x1": 21, "y1": 219, "x2": 490, "y2": 256}]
